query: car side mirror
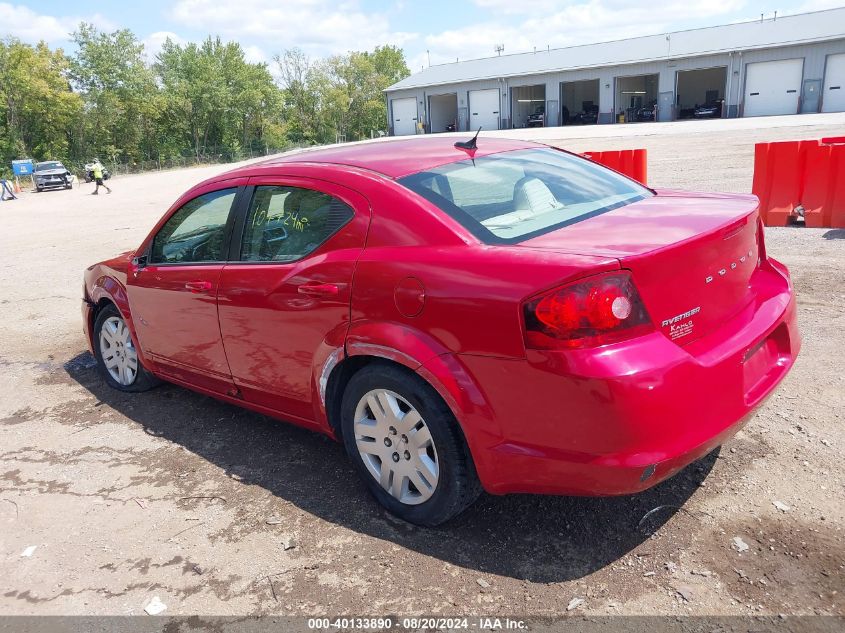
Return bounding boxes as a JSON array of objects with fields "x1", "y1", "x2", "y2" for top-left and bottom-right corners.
[{"x1": 132, "y1": 255, "x2": 148, "y2": 269}]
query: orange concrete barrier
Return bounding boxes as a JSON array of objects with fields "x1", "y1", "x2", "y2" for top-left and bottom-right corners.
[
  {"x1": 755, "y1": 140, "x2": 811, "y2": 226},
  {"x1": 802, "y1": 142, "x2": 834, "y2": 228},
  {"x1": 752, "y1": 137, "x2": 845, "y2": 228},
  {"x1": 821, "y1": 140, "x2": 845, "y2": 229},
  {"x1": 582, "y1": 149, "x2": 647, "y2": 186}
]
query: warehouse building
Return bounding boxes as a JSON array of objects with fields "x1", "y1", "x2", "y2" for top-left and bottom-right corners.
[{"x1": 384, "y1": 8, "x2": 845, "y2": 135}]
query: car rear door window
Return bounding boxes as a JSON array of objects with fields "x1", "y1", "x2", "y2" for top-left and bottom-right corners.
[
  {"x1": 399, "y1": 148, "x2": 652, "y2": 244},
  {"x1": 240, "y1": 186, "x2": 354, "y2": 262},
  {"x1": 150, "y1": 188, "x2": 237, "y2": 263}
]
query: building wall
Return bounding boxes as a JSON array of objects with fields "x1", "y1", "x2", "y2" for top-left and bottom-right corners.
[{"x1": 386, "y1": 39, "x2": 845, "y2": 133}]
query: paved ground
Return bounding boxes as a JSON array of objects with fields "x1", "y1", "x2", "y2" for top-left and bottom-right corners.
[{"x1": 1, "y1": 114, "x2": 843, "y2": 616}]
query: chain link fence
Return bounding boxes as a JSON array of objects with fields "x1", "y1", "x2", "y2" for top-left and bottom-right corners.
[{"x1": 64, "y1": 143, "x2": 309, "y2": 180}]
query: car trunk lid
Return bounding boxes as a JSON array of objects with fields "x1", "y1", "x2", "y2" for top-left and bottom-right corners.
[{"x1": 519, "y1": 190, "x2": 762, "y2": 345}]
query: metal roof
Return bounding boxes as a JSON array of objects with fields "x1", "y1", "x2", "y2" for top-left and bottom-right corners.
[{"x1": 386, "y1": 8, "x2": 845, "y2": 92}]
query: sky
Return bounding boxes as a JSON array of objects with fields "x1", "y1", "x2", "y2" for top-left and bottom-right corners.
[{"x1": 3, "y1": 0, "x2": 843, "y2": 75}]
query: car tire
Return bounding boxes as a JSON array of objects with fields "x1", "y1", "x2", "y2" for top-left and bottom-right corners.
[
  {"x1": 340, "y1": 363, "x2": 482, "y2": 526},
  {"x1": 93, "y1": 304, "x2": 158, "y2": 392}
]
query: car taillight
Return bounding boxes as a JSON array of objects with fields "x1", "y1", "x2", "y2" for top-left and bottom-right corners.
[{"x1": 523, "y1": 271, "x2": 653, "y2": 350}]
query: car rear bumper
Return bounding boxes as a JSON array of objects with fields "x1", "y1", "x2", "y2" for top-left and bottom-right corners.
[{"x1": 452, "y1": 258, "x2": 799, "y2": 496}]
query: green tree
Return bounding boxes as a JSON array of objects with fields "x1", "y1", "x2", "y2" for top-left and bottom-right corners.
[
  {"x1": 275, "y1": 44, "x2": 409, "y2": 144},
  {"x1": 0, "y1": 38, "x2": 83, "y2": 170},
  {"x1": 0, "y1": 26, "x2": 411, "y2": 176},
  {"x1": 274, "y1": 48, "x2": 322, "y2": 143},
  {"x1": 314, "y1": 45, "x2": 410, "y2": 142},
  {"x1": 156, "y1": 36, "x2": 281, "y2": 159},
  {"x1": 70, "y1": 23, "x2": 161, "y2": 163}
]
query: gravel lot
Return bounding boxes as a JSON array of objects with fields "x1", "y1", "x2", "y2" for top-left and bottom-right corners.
[{"x1": 1, "y1": 114, "x2": 843, "y2": 617}]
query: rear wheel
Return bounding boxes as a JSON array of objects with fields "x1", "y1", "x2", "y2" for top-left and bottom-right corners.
[
  {"x1": 340, "y1": 363, "x2": 481, "y2": 526},
  {"x1": 93, "y1": 304, "x2": 158, "y2": 392}
]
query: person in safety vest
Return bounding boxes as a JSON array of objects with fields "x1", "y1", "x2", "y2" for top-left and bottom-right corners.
[{"x1": 91, "y1": 159, "x2": 112, "y2": 195}]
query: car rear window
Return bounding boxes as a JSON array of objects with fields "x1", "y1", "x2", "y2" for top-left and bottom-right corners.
[{"x1": 398, "y1": 148, "x2": 652, "y2": 244}]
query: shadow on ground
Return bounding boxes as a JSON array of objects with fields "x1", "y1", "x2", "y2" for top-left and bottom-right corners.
[
  {"x1": 823, "y1": 229, "x2": 845, "y2": 240},
  {"x1": 65, "y1": 351, "x2": 715, "y2": 583}
]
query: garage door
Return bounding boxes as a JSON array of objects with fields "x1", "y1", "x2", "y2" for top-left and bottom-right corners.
[
  {"x1": 743, "y1": 59, "x2": 803, "y2": 117},
  {"x1": 822, "y1": 53, "x2": 845, "y2": 113},
  {"x1": 469, "y1": 89, "x2": 500, "y2": 131},
  {"x1": 391, "y1": 97, "x2": 418, "y2": 136}
]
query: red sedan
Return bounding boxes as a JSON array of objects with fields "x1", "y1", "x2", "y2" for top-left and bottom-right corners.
[{"x1": 82, "y1": 136, "x2": 799, "y2": 526}]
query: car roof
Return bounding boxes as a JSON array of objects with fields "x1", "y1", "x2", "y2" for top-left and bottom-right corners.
[{"x1": 248, "y1": 136, "x2": 543, "y2": 179}]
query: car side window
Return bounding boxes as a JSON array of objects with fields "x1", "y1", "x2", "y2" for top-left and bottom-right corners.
[
  {"x1": 240, "y1": 185, "x2": 354, "y2": 262},
  {"x1": 150, "y1": 188, "x2": 237, "y2": 264}
]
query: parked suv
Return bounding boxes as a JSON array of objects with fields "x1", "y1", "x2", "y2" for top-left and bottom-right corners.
[{"x1": 34, "y1": 161, "x2": 72, "y2": 191}]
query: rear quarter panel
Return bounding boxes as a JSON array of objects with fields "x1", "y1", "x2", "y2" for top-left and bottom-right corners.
[{"x1": 347, "y1": 185, "x2": 620, "y2": 462}]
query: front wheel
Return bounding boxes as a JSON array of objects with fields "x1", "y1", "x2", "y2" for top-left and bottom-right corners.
[
  {"x1": 340, "y1": 363, "x2": 481, "y2": 526},
  {"x1": 93, "y1": 304, "x2": 158, "y2": 392}
]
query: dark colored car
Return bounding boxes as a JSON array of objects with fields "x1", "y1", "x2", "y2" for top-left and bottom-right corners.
[
  {"x1": 694, "y1": 101, "x2": 724, "y2": 119},
  {"x1": 34, "y1": 161, "x2": 72, "y2": 191},
  {"x1": 527, "y1": 106, "x2": 545, "y2": 127},
  {"x1": 571, "y1": 104, "x2": 599, "y2": 125},
  {"x1": 636, "y1": 105, "x2": 656, "y2": 122}
]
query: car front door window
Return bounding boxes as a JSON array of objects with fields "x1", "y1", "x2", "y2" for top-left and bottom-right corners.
[
  {"x1": 127, "y1": 185, "x2": 241, "y2": 395},
  {"x1": 151, "y1": 189, "x2": 237, "y2": 264}
]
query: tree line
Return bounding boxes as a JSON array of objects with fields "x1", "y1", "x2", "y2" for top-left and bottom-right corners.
[{"x1": 0, "y1": 23, "x2": 410, "y2": 176}]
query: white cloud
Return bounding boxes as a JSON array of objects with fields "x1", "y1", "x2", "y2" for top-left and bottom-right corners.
[
  {"x1": 142, "y1": 31, "x2": 186, "y2": 62},
  {"x1": 0, "y1": 2, "x2": 115, "y2": 44},
  {"x1": 168, "y1": 0, "x2": 417, "y2": 55},
  {"x1": 243, "y1": 44, "x2": 268, "y2": 64},
  {"x1": 418, "y1": 0, "x2": 746, "y2": 69}
]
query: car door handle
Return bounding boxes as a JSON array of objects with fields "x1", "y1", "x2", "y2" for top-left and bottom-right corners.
[
  {"x1": 297, "y1": 282, "x2": 339, "y2": 297},
  {"x1": 185, "y1": 280, "x2": 213, "y2": 293}
]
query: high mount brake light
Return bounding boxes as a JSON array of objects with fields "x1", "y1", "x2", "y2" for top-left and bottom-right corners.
[{"x1": 523, "y1": 271, "x2": 653, "y2": 350}]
